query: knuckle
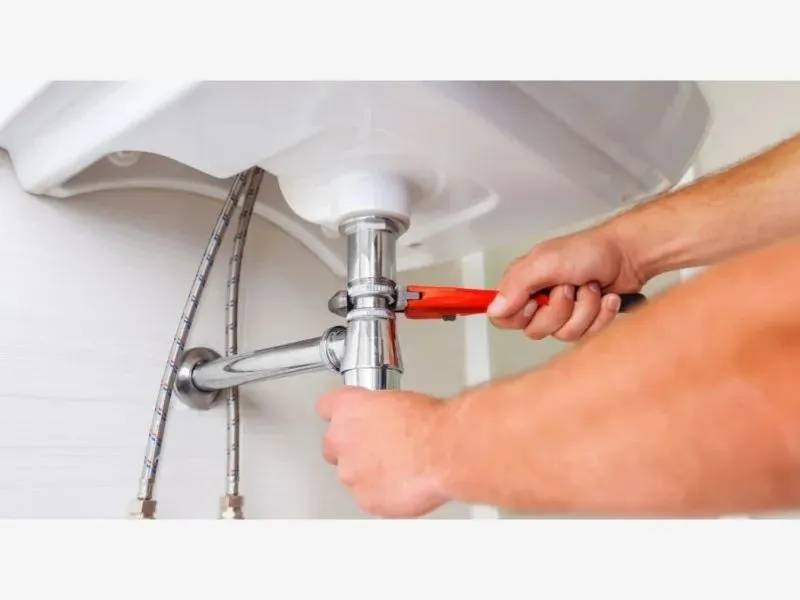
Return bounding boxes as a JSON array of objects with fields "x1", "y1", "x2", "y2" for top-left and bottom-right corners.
[
  {"x1": 507, "y1": 252, "x2": 528, "y2": 269},
  {"x1": 548, "y1": 303, "x2": 571, "y2": 323},
  {"x1": 584, "y1": 324, "x2": 607, "y2": 339},
  {"x1": 493, "y1": 311, "x2": 532, "y2": 331},
  {"x1": 587, "y1": 306, "x2": 617, "y2": 331},
  {"x1": 563, "y1": 318, "x2": 592, "y2": 338},
  {"x1": 547, "y1": 306, "x2": 573, "y2": 329},
  {"x1": 557, "y1": 310, "x2": 599, "y2": 341},
  {"x1": 511, "y1": 313, "x2": 534, "y2": 330},
  {"x1": 315, "y1": 396, "x2": 332, "y2": 420},
  {"x1": 489, "y1": 316, "x2": 515, "y2": 330},
  {"x1": 553, "y1": 330, "x2": 579, "y2": 342},
  {"x1": 338, "y1": 463, "x2": 357, "y2": 487},
  {"x1": 578, "y1": 283, "x2": 601, "y2": 301},
  {"x1": 554, "y1": 319, "x2": 590, "y2": 341},
  {"x1": 500, "y1": 256, "x2": 526, "y2": 283},
  {"x1": 356, "y1": 495, "x2": 382, "y2": 515},
  {"x1": 526, "y1": 312, "x2": 557, "y2": 337},
  {"x1": 325, "y1": 421, "x2": 342, "y2": 443},
  {"x1": 595, "y1": 320, "x2": 613, "y2": 333},
  {"x1": 536, "y1": 311, "x2": 578, "y2": 341},
  {"x1": 589, "y1": 312, "x2": 616, "y2": 333},
  {"x1": 524, "y1": 325, "x2": 547, "y2": 341},
  {"x1": 575, "y1": 301, "x2": 601, "y2": 321},
  {"x1": 322, "y1": 431, "x2": 341, "y2": 465}
]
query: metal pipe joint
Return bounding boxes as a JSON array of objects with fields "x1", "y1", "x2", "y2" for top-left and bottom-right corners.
[
  {"x1": 337, "y1": 215, "x2": 406, "y2": 391},
  {"x1": 174, "y1": 325, "x2": 346, "y2": 410},
  {"x1": 173, "y1": 213, "x2": 408, "y2": 409}
]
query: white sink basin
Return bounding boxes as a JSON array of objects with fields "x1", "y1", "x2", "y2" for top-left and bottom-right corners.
[{"x1": 0, "y1": 81, "x2": 710, "y2": 275}]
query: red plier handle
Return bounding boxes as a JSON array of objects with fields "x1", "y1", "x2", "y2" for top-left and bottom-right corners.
[{"x1": 403, "y1": 285, "x2": 646, "y2": 320}]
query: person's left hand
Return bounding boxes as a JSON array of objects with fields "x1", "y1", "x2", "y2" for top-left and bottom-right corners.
[{"x1": 316, "y1": 385, "x2": 452, "y2": 518}]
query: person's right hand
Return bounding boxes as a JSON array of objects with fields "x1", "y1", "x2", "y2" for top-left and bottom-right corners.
[{"x1": 487, "y1": 224, "x2": 647, "y2": 342}]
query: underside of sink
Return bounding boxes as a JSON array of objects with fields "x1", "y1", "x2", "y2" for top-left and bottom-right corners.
[{"x1": 0, "y1": 81, "x2": 710, "y2": 275}]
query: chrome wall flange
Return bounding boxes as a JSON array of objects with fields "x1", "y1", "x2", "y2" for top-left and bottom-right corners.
[{"x1": 174, "y1": 347, "x2": 223, "y2": 410}]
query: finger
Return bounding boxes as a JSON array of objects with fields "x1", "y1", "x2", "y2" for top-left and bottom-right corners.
[
  {"x1": 584, "y1": 293, "x2": 622, "y2": 336},
  {"x1": 316, "y1": 390, "x2": 338, "y2": 422},
  {"x1": 337, "y1": 461, "x2": 357, "y2": 487},
  {"x1": 553, "y1": 282, "x2": 602, "y2": 342},
  {"x1": 322, "y1": 434, "x2": 338, "y2": 465},
  {"x1": 489, "y1": 298, "x2": 540, "y2": 330},
  {"x1": 317, "y1": 386, "x2": 376, "y2": 422},
  {"x1": 524, "y1": 284, "x2": 575, "y2": 340},
  {"x1": 487, "y1": 248, "x2": 561, "y2": 319}
]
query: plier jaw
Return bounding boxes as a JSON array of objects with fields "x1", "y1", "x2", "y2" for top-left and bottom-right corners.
[{"x1": 327, "y1": 285, "x2": 500, "y2": 322}]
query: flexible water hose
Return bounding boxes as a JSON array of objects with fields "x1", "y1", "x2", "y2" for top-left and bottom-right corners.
[
  {"x1": 136, "y1": 168, "x2": 256, "y2": 504},
  {"x1": 225, "y1": 167, "x2": 265, "y2": 499}
]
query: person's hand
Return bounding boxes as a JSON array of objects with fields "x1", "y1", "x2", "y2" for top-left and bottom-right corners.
[
  {"x1": 487, "y1": 224, "x2": 645, "y2": 341},
  {"x1": 316, "y1": 385, "x2": 451, "y2": 518}
]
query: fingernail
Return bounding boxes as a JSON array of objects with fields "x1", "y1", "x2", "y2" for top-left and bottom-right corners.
[
  {"x1": 487, "y1": 294, "x2": 507, "y2": 316},
  {"x1": 604, "y1": 294, "x2": 621, "y2": 312},
  {"x1": 589, "y1": 282, "x2": 601, "y2": 294},
  {"x1": 564, "y1": 285, "x2": 575, "y2": 300},
  {"x1": 522, "y1": 300, "x2": 538, "y2": 318}
]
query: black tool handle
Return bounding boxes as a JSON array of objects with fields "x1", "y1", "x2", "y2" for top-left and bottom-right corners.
[
  {"x1": 616, "y1": 292, "x2": 647, "y2": 312},
  {"x1": 535, "y1": 288, "x2": 646, "y2": 313}
]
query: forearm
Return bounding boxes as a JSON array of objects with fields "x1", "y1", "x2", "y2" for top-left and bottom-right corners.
[
  {"x1": 436, "y1": 236, "x2": 800, "y2": 516},
  {"x1": 609, "y1": 132, "x2": 800, "y2": 280}
]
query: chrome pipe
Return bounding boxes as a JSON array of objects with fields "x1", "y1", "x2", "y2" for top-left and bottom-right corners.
[
  {"x1": 194, "y1": 330, "x2": 344, "y2": 389},
  {"x1": 175, "y1": 327, "x2": 347, "y2": 406},
  {"x1": 339, "y1": 216, "x2": 406, "y2": 391}
]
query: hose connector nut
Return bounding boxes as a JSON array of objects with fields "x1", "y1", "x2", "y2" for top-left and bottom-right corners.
[
  {"x1": 220, "y1": 494, "x2": 244, "y2": 519},
  {"x1": 129, "y1": 498, "x2": 157, "y2": 519}
]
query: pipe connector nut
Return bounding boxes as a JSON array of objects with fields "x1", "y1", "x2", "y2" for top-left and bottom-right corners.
[
  {"x1": 220, "y1": 495, "x2": 245, "y2": 520},
  {"x1": 129, "y1": 499, "x2": 157, "y2": 519}
]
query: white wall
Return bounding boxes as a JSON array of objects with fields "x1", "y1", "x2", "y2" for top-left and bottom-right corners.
[
  {"x1": 697, "y1": 81, "x2": 800, "y2": 174},
  {"x1": 0, "y1": 153, "x2": 471, "y2": 519}
]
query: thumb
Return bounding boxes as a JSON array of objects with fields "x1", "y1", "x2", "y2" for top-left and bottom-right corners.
[
  {"x1": 486, "y1": 288, "x2": 530, "y2": 319},
  {"x1": 488, "y1": 265, "x2": 559, "y2": 319}
]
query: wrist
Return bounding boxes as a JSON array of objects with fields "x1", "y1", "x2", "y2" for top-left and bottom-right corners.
[
  {"x1": 427, "y1": 396, "x2": 463, "y2": 504},
  {"x1": 428, "y1": 384, "x2": 506, "y2": 507},
  {"x1": 602, "y1": 205, "x2": 678, "y2": 283},
  {"x1": 605, "y1": 179, "x2": 718, "y2": 282}
]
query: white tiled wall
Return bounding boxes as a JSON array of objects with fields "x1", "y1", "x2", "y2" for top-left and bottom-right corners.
[{"x1": 0, "y1": 153, "x2": 471, "y2": 519}]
